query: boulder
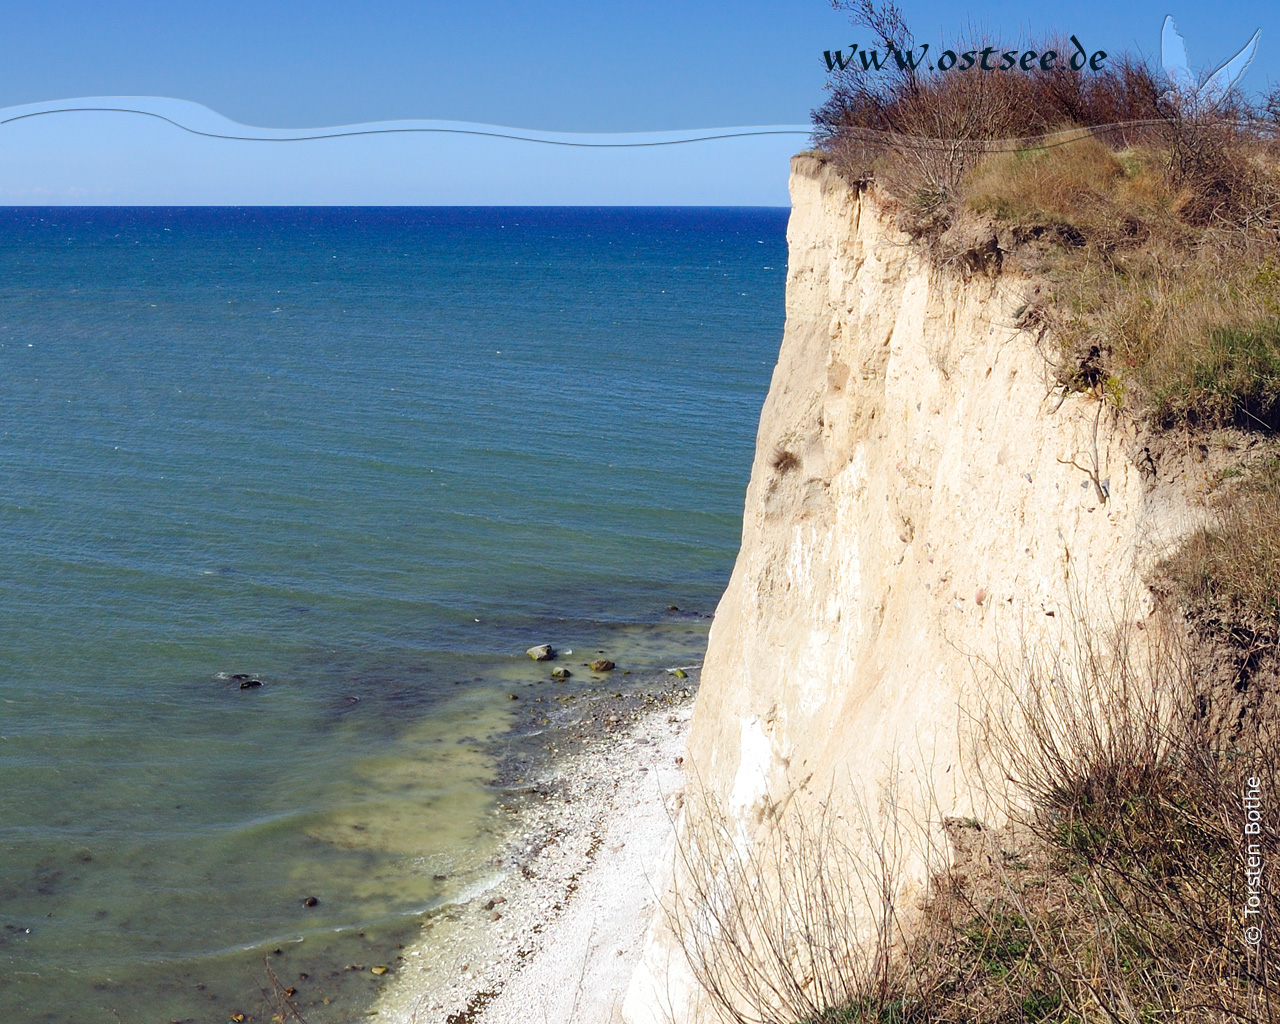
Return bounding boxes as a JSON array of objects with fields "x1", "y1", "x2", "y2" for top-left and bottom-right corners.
[
  {"x1": 589, "y1": 659, "x2": 615, "y2": 672},
  {"x1": 526, "y1": 643, "x2": 555, "y2": 661}
]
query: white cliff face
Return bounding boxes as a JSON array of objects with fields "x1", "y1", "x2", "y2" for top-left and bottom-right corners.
[{"x1": 624, "y1": 153, "x2": 1204, "y2": 1024}]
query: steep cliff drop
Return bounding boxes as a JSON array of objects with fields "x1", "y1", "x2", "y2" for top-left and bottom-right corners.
[{"x1": 623, "y1": 151, "x2": 1208, "y2": 1024}]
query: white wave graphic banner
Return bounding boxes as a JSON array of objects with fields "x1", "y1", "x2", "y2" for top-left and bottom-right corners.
[{"x1": 0, "y1": 97, "x2": 813, "y2": 204}]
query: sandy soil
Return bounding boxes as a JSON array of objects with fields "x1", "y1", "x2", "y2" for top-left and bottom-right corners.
[{"x1": 373, "y1": 684, "x2": 692, "y2": 1024}]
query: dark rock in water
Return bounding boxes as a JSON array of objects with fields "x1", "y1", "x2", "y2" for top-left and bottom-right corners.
[
  {"x1": 526, "y1": 643, "x2": 555, "y2": 661},
  {"x1": 238, "y1": 678, "x2": 263, "y2": 689},
  {"x1": 551, "y1": 667, "x2": 571, "y2": 680},
  {"x1": 589, "y1": 659, "x2": 615, "y2": 672},
  {"x1": 229, "y1": 673, "x2": 252, "y2": 682},
  {"x1": 668, "y1": 605, "x2": 680, "y2": 611},
  {"x1": 302, "y1": 896, "x2": 319, "y2": 908}
]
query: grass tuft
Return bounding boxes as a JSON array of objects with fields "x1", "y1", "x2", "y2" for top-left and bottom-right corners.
[
  {"x1": 1168, "y1": 458, "x2": 1280, "y2": 645},
  {"x1": 1149, "y1": 322, "x2": 1280, "y2": 431},
  {"x1": 772, "y1": 447, "x2": 802, "y2": 474}
]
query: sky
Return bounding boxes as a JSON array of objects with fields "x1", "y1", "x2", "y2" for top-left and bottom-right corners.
[{"x1": 1, "y1": 1, "x2": 1277, "y2": 205}]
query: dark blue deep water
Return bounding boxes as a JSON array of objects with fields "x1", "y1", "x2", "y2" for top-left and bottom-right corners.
[{"x1": 0, "y1": 207, "x2": 788, "y2": 1022}]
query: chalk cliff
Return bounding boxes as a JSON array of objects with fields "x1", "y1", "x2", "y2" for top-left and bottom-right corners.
[{"x1": 624, "y1": 152, "x2": 1206, "y2": 1023}]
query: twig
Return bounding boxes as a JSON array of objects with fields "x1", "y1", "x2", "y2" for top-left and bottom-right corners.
[
  {"x1": 261, "y1": 957, "x2": 310, "y2": 1023},
  {"x1": 1057, "y1": 400, "x2": 1109, "y2": 504},
  {"x1": 566, "y1": 915, "x2": 597, "y2": 1024}
]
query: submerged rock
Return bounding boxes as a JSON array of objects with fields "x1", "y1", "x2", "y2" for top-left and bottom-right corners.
[
  {"x1": 526, "y1": 644, "x2": 555, "y2": 661},
  {"x1": 588, "y1": 659, "x2": 615, "y2": 672}
]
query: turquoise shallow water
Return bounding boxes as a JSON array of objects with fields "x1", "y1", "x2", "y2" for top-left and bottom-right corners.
[{"x1": 0, "y1": 207, "x2": 787, "y2": 1022}]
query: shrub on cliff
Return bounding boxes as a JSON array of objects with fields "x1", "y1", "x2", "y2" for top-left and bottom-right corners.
[
  {"x1": 815, "y1": 4, "x2": 1280, "y2": 435},
  {"x1": 813, "y1": 1, "x2": 1164, "y2": 217}
]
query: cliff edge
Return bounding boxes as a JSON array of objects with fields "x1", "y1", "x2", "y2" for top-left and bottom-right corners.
[{"x1": 623, "y1": 152, "x2": 1210, "y2": 1023}]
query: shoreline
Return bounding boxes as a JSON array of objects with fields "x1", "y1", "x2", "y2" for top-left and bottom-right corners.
[{"x1": 374, "y1": 673, "x2": 695, "y2": 1024}]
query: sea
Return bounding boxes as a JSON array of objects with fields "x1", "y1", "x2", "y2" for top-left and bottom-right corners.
[{"x1": 0, "y1": 206, "x2": 789, "y2": 1023}]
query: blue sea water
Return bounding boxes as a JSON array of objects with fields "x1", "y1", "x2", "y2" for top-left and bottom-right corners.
[{"x1": 0, "y1": 207, "x2": 787, "y2": 1021}]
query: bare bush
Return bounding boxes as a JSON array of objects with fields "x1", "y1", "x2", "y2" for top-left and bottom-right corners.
[{"x1": 663, "y1": 781, "x2": 930, "y2": 1024}]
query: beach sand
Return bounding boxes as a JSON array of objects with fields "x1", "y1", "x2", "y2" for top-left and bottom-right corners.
[{"x1": 373, "y1": 681, "x2": 693, "y2": 1024}]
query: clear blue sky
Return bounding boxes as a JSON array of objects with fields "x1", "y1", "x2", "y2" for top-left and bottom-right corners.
[{"x1": 1, "y1": 1, "x2": 1277, "y2": 204}]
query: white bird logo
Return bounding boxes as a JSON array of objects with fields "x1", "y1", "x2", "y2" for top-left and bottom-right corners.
[{"x1": 1161, "y1": 15, "x2": 1260, "y2": 112}]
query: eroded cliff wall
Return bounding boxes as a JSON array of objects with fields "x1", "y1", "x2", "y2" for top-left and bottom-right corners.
[{"x1": 624, "y1": 152, "x2": 1205, "y2": 1023}]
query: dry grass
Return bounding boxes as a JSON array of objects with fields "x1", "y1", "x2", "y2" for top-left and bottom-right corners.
[
  {"x1": 968, "y1": 130, "x2": 1280, "y2": 432},
  {"x1": 1146, "y1": 320, "x2": 1280, "y2": 431},
  {"x1": 968, "y1": 610, "x2": 1280, "y2": 1022},
  {"x1": 941, "y1": 113, "x2": 1280, "y2": 429},
  {"x1": 668, "y1": 610, "x2": 1280, "y2": 1023},
  {"x1": 964, "y1": 138, "x2": 1178, "y2": 242}
]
